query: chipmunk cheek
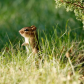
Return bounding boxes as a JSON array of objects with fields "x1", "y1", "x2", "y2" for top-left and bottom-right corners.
[{"x1": 25, "y1": 32, "x2": 29, "y2": 35}]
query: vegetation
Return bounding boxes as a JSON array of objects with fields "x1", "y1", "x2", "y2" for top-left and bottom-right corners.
[
  {"x1": 55, "y1": 0, "x2": 84, "y2": 29},
  {"x1": 0, "y1": 0, "x2": 84, "y2": 84}
]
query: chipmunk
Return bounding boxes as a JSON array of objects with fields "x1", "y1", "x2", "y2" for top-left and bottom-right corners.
[{"x1": 19, "y1": 25, "x2": 39, "y2": 54}]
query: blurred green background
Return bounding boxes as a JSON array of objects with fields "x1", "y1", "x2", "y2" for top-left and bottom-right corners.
[{"x1": 0, "y1": 0, "x2": 83, "y2": 50}]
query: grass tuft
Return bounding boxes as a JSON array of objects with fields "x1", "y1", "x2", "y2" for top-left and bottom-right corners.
[{"x1": 0, "y1": 26, "x2": 84, "y2": 84}]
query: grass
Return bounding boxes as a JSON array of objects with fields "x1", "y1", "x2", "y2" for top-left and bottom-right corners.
[
  {"x1": 0, "y1": 0, "x2": 84, "y2": 84},
  {"x1": 0, "y1": 27, "x2": 84, "y2": 84}
]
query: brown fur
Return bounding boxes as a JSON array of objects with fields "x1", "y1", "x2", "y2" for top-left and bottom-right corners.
[{"x1": 19, "y1": 25, "x2": 39, "y2": 54}]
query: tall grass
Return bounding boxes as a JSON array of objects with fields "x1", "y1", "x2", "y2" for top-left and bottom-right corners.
[
  {"x1": 0, "y1": 26, "x2": 84, "y2": 84},
  {"x1": 0, "y1": 0, "x2": 84, "y2": 84}
]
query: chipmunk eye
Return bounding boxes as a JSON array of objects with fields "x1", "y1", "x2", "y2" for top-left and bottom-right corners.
[{"x1": 24, "y1": 29, "x2": 29, "y2": 31}]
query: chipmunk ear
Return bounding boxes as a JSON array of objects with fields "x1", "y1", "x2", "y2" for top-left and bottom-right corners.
[
  {"x1": 31, "y1": 25, "x2": 36, "y2": 30},
  {"x1": 31, "y1": 25, "x2": 35, "y2": 27}
]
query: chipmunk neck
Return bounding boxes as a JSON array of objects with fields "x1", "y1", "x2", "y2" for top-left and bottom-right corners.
[
  {"x1": 25, "y1": 37, "x2": 34, "y2": 44},
  {"x1": 25, "y1": 37, "x2": 30, "y2": 44}
]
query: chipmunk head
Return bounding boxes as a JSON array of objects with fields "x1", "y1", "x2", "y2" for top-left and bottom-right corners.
[{"x1": 19, "y1": 25, "x2": 36, "y2": 38}]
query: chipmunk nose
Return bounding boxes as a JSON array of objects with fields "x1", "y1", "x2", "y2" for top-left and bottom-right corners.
[
  {"x1": 19, "y1": 30, "x2": 21, "y2": 33},
  {"x1": 19, "y1": 30, "x2": 24, "y2": 34}
]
